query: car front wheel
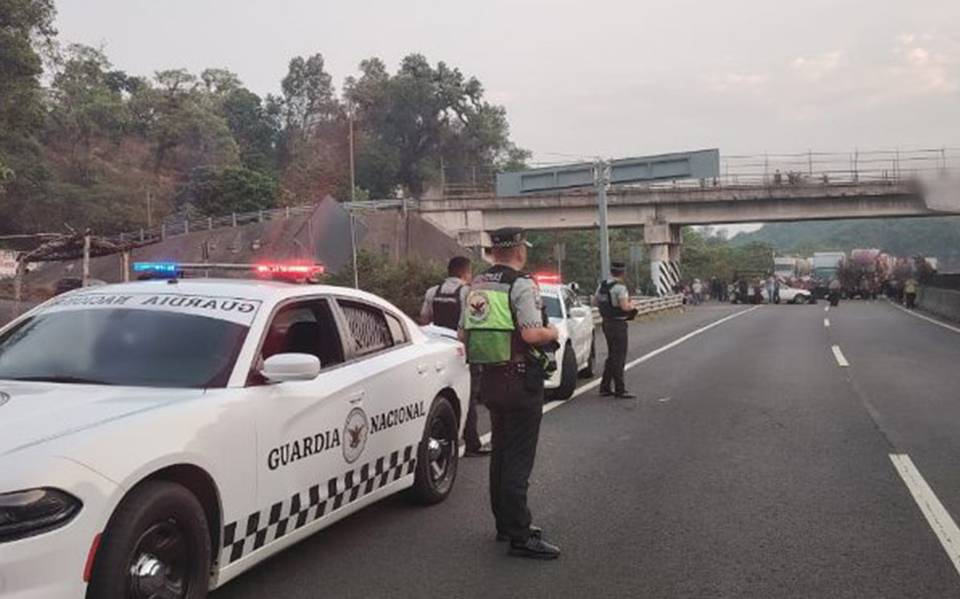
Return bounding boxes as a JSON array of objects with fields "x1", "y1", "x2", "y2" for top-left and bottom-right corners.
[
  {"x1": 579, "y1": 335, "x2": 596, "y2": 379},
  {"x1": 551, "y1": 343, "x2": 578, "y2": 400},
  {"x1": 411, "y1": 395, "x2": 459, "y2": 505},
  {"x1": 87, "y1": 481, "x2": 211, "y2": 599}
]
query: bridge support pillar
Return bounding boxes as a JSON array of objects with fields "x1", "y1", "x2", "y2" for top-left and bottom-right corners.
[{"x1": 645, "y1": 224, "x2": 682, "y2": 296}]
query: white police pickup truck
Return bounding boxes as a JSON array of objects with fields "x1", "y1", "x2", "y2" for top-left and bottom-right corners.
[
  {"x1": 537, "y1": 281, "x2": 596, "y2": 399},
  {"x1": 0, "y1": 264, "x2": 469, "y2": 599}
]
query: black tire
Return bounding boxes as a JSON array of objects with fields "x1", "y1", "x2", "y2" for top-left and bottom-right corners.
[
  {"x1": 410, "y1": 396, "x2": 459, "y2": 505},
  {"x1": 87, "y1": 480, "x2": 210, "y2": 599},
  {"x1": 793, "y1": 295, "x2": 806, "y2": 304},
  {"x1": 579, "y1": 335, "x2": 596, "y2": 379},
  {"x1": 552, "y1": 343, "x2": 578, "y2": 400}
]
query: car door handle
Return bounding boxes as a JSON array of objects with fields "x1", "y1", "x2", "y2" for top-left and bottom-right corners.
[
  {"x1": 417, "y1": 364, "x2": 428, "y2": 375},
  {"x1": 435, "y1": 362, "x2": 446, "y2": 373},
  {"x1": 349, "y1": 391, "x2": 365, "y2": 405}
]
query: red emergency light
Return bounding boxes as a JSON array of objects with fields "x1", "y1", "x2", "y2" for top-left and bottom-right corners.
[
  {"x1": 254, "y1": 262, "x2": 325, "y2": 280},
  {"x1": 533, "y1": 272, "x2": 562, "y2": 285}
]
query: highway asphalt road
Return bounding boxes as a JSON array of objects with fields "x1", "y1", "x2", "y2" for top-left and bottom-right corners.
[{"x1": 212, "y1": 300, "x2": 960, "y2": 598}]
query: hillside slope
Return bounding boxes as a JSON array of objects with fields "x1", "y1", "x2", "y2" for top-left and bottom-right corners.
[{"x1": 732, "y1": 217, "x2": 960, "y2": 262}]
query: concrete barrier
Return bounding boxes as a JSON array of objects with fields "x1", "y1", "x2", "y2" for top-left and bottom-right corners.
[{"x1": 918, "y1": 286, "x2": 960, "y2": 323}]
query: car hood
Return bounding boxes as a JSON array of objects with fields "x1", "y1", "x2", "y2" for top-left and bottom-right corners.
[{"x1": 0, "y1": 381, "x2": 205, "y2": 457}]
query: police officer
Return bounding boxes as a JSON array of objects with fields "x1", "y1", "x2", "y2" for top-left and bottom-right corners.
[
  {"x1": 421, "y1": 256, "x2": 490, "y2": 457},
  {"x1": 596, "y1": 261, "x2": 638, "y2": 399},
  {"x1": 461, "y1": 227, "x2": 561, "y2": 559}
]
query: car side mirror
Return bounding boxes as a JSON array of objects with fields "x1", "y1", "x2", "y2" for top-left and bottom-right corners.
[{"x1": 261, "y1": 353, "x2": 321, "y2": 383}]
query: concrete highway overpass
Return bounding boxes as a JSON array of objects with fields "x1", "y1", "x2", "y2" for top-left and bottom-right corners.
[{"x1": 416, "y1": 177, "x2": 960, "y2": 294}]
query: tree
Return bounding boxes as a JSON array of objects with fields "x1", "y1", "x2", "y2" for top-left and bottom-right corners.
[
  {"x1": 273, "y1": 54, "x2": 346, "y2": 202},
  {"x1": 179, "y1": 165, "x2": 279, "y2": 215},
  {"x1": 0, "y1": 0, "x2": 56, "y2": 230},
  {"x1": 345, "y1": 54, "x2": 526, "y2": 197},
  {"x1": 46, "y1": 44, "x2": 129, "y2": 181},
  {"x1": 220, "y1": 87, "x2": 278, "y2": 173}
]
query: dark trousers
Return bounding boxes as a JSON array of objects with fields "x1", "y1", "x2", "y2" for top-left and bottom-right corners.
[
  {"x1": 906, "y1": 292, "x2": 917, "y2": 309},
  {"x1": 481, "y1": 366, "x2": 543, "y2": 542},
  {"x1": 601, "y1": 319, "x2": 628, "y2": 394},
  {"x1": 464, "y1": 366, "x2": 483, "y2": 451}
]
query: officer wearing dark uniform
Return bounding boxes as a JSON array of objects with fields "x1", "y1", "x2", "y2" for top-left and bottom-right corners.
[
  {"x1": 421, "y1": 256, "x2": 490, "y2": 456},
  {"x1": 461, "y1": 227, "x2": 561, "y2": 559},
  {"x1": 596, "y1": 261, "x2": 637, "y2": 399}
]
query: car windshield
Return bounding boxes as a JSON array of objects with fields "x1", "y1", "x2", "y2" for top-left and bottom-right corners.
[
  {"x1": 0, "y1": 309, "x2": 248, "y2": 388},
  {"x1": 542, "y1": 295, "x2": 563, "y2": 319}
]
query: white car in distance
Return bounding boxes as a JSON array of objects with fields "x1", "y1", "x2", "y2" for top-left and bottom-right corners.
[
  {"x1": 537, "y1": 280, "x2": 596, "y2": 399},
  {"x1": 0, "y1": 263, "x2": 470, "y2": 599},
  {"x1": 762, "y1": 283, "x2": 813, "y2": 304}
]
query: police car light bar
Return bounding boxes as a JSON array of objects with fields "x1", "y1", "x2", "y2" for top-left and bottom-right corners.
[
  {"x1": 132, "y1": 262, "x2": 325, "y2": 281},
  {"x1": 533, "y1": 272, "x2": 562, "y2": 284}
]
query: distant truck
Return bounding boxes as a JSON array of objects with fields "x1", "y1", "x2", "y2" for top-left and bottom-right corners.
[
  {"x1": 812, "y1": 252, "x2": 846, "y2": 299},
  {"x1": 774, "y1": 256, "x2": 800, "y2": 279}
]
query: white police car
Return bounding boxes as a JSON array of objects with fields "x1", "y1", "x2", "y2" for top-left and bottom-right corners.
[
  {"x1": 0, "y1": 263, "x2": 469, "y2": 598},
  {"x1": 537, "y1": 279, "x2": 596, "y2": 399}
]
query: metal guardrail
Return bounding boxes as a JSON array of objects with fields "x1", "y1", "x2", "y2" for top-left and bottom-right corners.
[{"x1": 590, "y1": 294, "x2": 684, "y2": 324}]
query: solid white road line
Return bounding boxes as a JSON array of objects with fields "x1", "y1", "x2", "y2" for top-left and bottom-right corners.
[
  {"x1": 831, "y1": 345, "x2": 850, "y2": 367},
  {"x1": 478, "y1": 306, "x2": 760, "y2": 442},
  {"x1": 890, "y1": 301, "x2": 960, "y2": 335},
  {"x1": 890, "y1": 454, "x2": 960, "y2": 578},
  {"x1": 824, "y1": 318, "x2": 830, "y2": 328}
]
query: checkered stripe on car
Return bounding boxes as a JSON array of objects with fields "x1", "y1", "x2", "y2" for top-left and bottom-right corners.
[{"x1": 221, "y1": 445, "x2": 417, "y2": 564}]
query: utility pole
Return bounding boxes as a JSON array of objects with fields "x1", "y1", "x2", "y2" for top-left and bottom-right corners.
[
  {"x1": 146, "y1": 190, "x2": 153, "y2": 228},
  {"x1": 350, "y1": 211, "x2": 359, "y2": 289},
  {"x1": 595, "y1": 160, "x2": 611, "y2": 281},
  {"x1": 348, "y1": 107, "x2": 356, "y2": 202}
]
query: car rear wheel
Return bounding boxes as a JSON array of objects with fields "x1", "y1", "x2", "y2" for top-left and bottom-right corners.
[
  {"x1": 793, "y1": 295, "x2": 806, "y2": 304},
  {"x1": 410, "y1": 395, "x2": 459, "y2": 505},
  {"x1": 87, "y1": 481, "x2": 210, "y2": 599},
  {"x1": 551, "y1": 343, "x2": 578, "y2": 400},
  {"x1": 579, "y1": 335, "x2": 595, "y2": 379}
]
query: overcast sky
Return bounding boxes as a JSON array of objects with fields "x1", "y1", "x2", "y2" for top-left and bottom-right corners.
[{"x1": 55, "y1": 1, "x2": 958, "y2": 232}]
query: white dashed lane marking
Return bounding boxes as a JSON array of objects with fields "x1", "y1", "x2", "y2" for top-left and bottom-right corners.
[
  {"x1": 824, "y1": 318, "x2": 830, "y2": 328},
  {"x1": 831, "y1": 345, "x2": 849, "y2": 367}
]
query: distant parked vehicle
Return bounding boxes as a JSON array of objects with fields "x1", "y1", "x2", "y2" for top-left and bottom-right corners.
[{"x1": 761, "y1": 283, "x2": 813, "y2": 304}]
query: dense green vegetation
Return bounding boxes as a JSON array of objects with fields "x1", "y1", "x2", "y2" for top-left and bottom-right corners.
[
  {"x1": 0, "y1": 0, "x2": 528, "y2": 236},
  {"x1": 732, "y1": 217, "x2": 960, "y2": 259}
]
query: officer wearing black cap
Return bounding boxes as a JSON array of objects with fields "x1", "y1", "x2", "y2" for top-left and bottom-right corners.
[
  {"x1": 461, "y1": 227, "x2": 562, "y2": 559},
  {"x1": 595, "y1": 261, "x2": 638, "y2": 399}
]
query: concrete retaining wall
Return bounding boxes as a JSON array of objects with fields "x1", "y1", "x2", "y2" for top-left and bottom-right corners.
[{"x1": 919, "y1": 286, "x2": 960, "y2": 323}]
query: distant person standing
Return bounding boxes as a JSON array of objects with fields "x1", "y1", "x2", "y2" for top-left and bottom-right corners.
[
  {"x1": 766, "y1": 275, "x2": 777, "y2": 304},
  {"x1": 421, "y1": 256, "x2": 490, "y2": 457},
  {"x1": 692, "y1": 279, "x2": 703, "y2": 305},
  {"x1": 904, "y1": 277, "x2": 919, "y2": 309},
  {"x1": 595, "y1": 262, "x2": 639, "y2": 399},
  {"x1": 829, "y1": 277, "x2": 842, "y2": 307}
]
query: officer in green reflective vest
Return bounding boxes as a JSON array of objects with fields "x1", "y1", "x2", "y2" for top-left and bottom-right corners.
[{"x1": 461, "y1": 227, "x2": 562, "y2": 560}]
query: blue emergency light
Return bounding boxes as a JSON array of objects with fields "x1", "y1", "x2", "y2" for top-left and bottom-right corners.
[{"x1": 133, "y1": 262, "x2": 180, "y2": 274}]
